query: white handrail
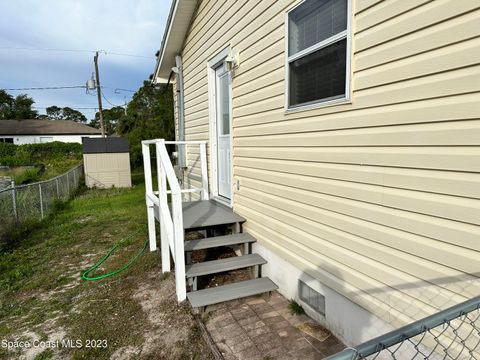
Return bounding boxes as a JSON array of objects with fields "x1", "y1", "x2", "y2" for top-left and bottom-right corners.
[
  {"x1": 142, "y1": 138, "x2": 209, "y2": 303},
  {"x1": 159, "y1": 200, "x2": 175, "y2": 255},
  {"x1": 164, "y1": 140, "x2": 207, "y2": 145},
  {"x1": 156, "y1": 143, "x2": 182, "y2": 194},
  {"x1": 141, "y1": 139, "x2": 207, "y2": 145}
]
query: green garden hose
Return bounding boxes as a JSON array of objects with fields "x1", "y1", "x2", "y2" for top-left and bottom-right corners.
[{"x1": 82, "y1": 236, "x2": 149, "y2": 281}]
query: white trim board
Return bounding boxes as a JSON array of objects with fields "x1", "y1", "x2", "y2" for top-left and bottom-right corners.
[{"x1": 207, "y1": 46, "x2": 234, "y2": 207}]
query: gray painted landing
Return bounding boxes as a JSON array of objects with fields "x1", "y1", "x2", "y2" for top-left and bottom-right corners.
[{"x1": 154, "y1": 200, "x2": 245, "y2": 229}]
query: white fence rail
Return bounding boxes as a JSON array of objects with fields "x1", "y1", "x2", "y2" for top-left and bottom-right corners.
[
  {"x1": 142, "y1": 139, "x2": 209, "y2": 302},
  {"x1": 0, "y1": 165, "x2": 83, "y2": 239}
]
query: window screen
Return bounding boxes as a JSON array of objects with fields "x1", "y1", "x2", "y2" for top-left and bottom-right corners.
[{"x1": 288, "y1": 0, "x2": 348, "y2": 108}]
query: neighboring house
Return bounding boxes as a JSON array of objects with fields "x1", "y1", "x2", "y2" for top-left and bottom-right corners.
[
  {"x1": 152, "y1": 0, "x2": 480, "y2": 346},
  {"x1": 0, "y1": 119, "x2": 101, "y2": 144}
]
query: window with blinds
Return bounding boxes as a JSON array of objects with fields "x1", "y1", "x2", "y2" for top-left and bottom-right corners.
[{"x1": 287, "y1": 0, "x2": 349, "y2": 109}]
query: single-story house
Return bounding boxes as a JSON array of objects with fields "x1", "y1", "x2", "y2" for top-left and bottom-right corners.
[
  {"x1": 150, "y1": 0, "x2": 480, "y2": 347},
  {"x1": 0, "y1": 119, "x2": 102, "y2": 144}
]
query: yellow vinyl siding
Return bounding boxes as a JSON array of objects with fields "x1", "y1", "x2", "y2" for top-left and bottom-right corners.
[
  {"x1": 354, "y1": 1, "x2": 479, "y2": 51},
  {"x1": 177, "y1": 0, "x2": 480, "y2": 327},
  {"x1": 356, "y1": 9, "x2": 480, "y2": 71}
]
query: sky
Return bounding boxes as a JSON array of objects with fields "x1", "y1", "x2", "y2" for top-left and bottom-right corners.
[{"x1": 0, "y1": 0, "x2": 172, "y2": 120}]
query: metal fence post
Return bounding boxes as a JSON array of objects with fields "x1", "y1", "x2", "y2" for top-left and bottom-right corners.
[
  {"x1": 39, "y1": 183, "x2": 44, "y2": 219},
  {"x1": 56, "y1": 178, "x2": 60, "y2": 199},
  {"x1": 66, "y1": 172, "x2": 70, "y2": 194},
  {"x1": 73, "y1": 168, "x2": 76, "y2": 187},
  {"x1": 11, "y1": 180, "x2": 18, "y2": 223}
]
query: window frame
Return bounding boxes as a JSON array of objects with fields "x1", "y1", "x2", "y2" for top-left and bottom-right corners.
[{"x1": 285, "y1": 0, "x2": 353, "y2": 112}]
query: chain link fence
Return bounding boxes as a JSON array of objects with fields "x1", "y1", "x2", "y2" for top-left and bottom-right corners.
[
  {"x1": 326, "y1": 296, "x2": 480, "y2": 360},
  {"x1": 0, "y1": 165, "x2": 83, "y2": 240}
]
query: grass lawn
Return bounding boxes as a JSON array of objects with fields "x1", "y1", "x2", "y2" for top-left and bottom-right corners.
[{"x1": 0, "y1": 174, "x2": 213, "y2": 360}]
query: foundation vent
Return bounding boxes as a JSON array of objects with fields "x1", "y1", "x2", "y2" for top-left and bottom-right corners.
[{"x1": 299, "y1": 280, "x2": 325, "y2": 315}]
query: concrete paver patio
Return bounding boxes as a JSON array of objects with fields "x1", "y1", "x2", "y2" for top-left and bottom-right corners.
[{"x1": 204, "y1": 291, "x2": 345, "y2": 359}]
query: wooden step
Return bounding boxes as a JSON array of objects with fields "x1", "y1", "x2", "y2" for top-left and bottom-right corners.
[
  {"x1": 185, "y1": 254, "x2": 266, "y2": 278},
  {"x1": 184, "y1": 233, "x2": 256, "y2": 252},
  {"x1": 155, "y1": 200, "x2": 246, "y2": 230},
  {"x1": 187, "y1": 277, "x2": 278, "y2": 308}
]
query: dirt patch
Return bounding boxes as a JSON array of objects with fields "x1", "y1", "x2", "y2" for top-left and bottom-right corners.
[
  {"x1": 131, "y1": 271, "x2": 213, "y2": 359},
  {"x1": 110, "y1": 345, "x2": 141, "y2": 359}
]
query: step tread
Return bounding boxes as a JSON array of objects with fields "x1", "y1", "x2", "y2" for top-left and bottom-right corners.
[
  {"x1": 187, "y1": 277, "x2": 278, "y2": 308},
  {"x1": 154, "y1": 200, "x2": 246, "y2": 229},
  {"x1": 184, "y1": 233, "x2": 256, "y2": 252},
  {"x1": 185, "y1": 254, "x2": 266, "y2": 278}
]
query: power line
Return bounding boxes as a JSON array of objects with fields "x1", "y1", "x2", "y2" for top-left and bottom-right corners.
[
  {"x1": 114, "y1": 88, "x2": 136, "y2": 93},
  {"x1": 0, "y1": 46, "x2": 97, "y2": 53},
  {"x1": 2, "y1": 85, "x2": 136, "y2": 95},
  {"x1": 2, "y1": 85, "x2": 86, "y2": 91},
  {"x1": 2, "y1": 85, "x2": 136, "y2": 92},
  {"x1": 0, "y1": 46, "x2": 155, "y2": 59},
  {"x1": 107, "y1": 51, "x2": 154, "y2": 59},
  {"x1": 32, "y1": 106, "x2": 98, "y2": 110},
  {"x1": 101, "y1": 92, "x2": 124, "y2": 107}
]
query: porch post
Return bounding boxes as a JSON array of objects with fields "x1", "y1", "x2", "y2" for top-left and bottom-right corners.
[
  {"x1": 200, "y1": 142, "x2": 209, "y2": 200},
  {"x1": 172, "y1": 190, "x2": 186, "y2": 302},
  {"x1": 142, "y1": 142, "x2": 157, "y2": 252},
  {"x1": 156, "y1": 140, "x2": 170, "y2": 273}
]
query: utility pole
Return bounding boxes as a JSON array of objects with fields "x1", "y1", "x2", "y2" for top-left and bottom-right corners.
[{"x1": 94, "y1": 51, "x2": 105, "y2": 137}]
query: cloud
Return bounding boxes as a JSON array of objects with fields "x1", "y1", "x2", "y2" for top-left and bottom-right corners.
[{"x1": 0, "y1": 0, "x2": 172, "y2": 120}]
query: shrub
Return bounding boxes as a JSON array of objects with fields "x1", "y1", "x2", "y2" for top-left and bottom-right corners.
[
  {"x1": 288, "y1": 299, "x2": 306, "y2": 315},
  {"x1": 0, "y1": 142, "x2": 82, "y2": 167},
  {"x1": 0, "y1": 142, "x2": 16, "y2": 158},
  {"x1": 14, "y1": 168, "x2": 41, "y2": 185}
]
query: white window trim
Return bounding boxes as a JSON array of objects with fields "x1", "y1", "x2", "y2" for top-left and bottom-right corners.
[
  {"x1": 207, "y1": 46, "x2": 234, "y2": 208},
  {"x1": 284, "y1": 0, "x2": 353, "y2": 113}
]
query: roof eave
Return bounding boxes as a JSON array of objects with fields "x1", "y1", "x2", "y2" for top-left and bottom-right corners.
[{"x1": 153, "y1": 0, "x2": 198, "y2": 84}]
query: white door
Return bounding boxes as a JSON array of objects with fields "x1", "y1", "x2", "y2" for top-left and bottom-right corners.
[{"x1": 215, "y1": 64, "x2": 231, "y2": 200}]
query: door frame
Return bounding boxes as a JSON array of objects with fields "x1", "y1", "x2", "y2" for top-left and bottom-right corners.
[{"x1": 207, "y1": 46, "x2": 233, "y2": 207}]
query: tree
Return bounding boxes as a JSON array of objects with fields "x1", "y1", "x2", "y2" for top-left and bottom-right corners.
[
  {"x1": 117, "y1": 81, "x2": 174, "y2": 166},
  {"x1": 46, "y1": 106, "x2": 86, "y2": 123},
  {"x1": 62, "y1": 107, "x2": 87, "y2": 123},
  {"x1": 11, "y1": 94, "x2": 37, "y2": 119},
  {"x1": 46, "y1": 106, "x2": 63, "y2": 120},
  {"x1": 0, "y1": 90, "x2": 14, "y2": 119},
  {"x1": 90, "y1": 106, "x2": 125, "y2": 135},
  {"x1": 0, "y1": 90, "x2": 37, "y2": 119}
]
